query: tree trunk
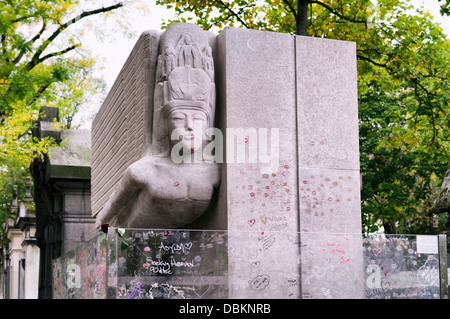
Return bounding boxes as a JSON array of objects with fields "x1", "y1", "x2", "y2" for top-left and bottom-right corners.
[
  {"x1": 296, "y1": 0, "x2": 309, "y2": 35},
  {"x1": 383, "y1": 222, "x2": 396, "y2": 234}
]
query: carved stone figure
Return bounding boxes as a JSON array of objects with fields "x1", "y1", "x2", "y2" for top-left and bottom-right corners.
[{"x1": 95, "y1": 23, "x2": 220, "y2": 230}]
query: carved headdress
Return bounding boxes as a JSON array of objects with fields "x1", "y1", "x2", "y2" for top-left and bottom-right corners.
[{"x1": 152, "y1": 23, "x2": 216, "y2": 155}]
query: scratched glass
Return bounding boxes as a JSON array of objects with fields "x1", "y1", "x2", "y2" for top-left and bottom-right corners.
[{"x1": 52, "y1": 230, "x2": 445, "y2": 299}]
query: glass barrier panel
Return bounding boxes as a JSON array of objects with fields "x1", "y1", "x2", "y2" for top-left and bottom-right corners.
[{"x1": 52, "y1": 229, "x2": 446, "y2": 299}]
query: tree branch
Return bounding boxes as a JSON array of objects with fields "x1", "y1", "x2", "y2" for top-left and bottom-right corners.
[
  {"x1": 1, "y1": 35, "x2": 7, "y2": 60},
  {"x1": 208, "y1": 3, "x2": 255, "y2": 30},
  {"x1": 357, "y1": 53, "x2": 391, "y2": 69},
  {"x1": 13, "y1": 21, "x2": 47, "y2": 65},
  {"x1": 26, "y1": 2, "x2": 124, "y2": 71},
  {"x1": 310, "y1": 0, "x2": 367, "y2": 25},
  {"x1": 38, "y1": 44, "x2": 81, "y2": 64},
  {"x1": 27, "y1": 83, "x2": 51, "y2": 107},
  {"x1": 282, "y1": 0, "x2": 298, "y2": 24},
  {"x1": 215, "y1": 0, "x2": 250, "y2": 28},
  {"x1": 11, "y1": 15, "x2": 36, "y2": 24},
  {"x1": 297, "y1": 0, "x2": 309, "y2": 35}
]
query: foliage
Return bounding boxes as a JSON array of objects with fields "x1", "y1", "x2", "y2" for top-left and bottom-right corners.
[
  {"x1": 156, "y1": 0, "x2": 450, "y2": 234},
  {"x1": 0, "y1": 0, "x2": 147, "y2": 227},
  {"x1": 438, "y1": 0, "x2": 450, "y2": 15}
]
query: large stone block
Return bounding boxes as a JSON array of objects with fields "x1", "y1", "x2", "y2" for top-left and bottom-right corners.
[
  {"x1": 217, "y1": 27, "x2": 299, "y2": 298},
  {"x1": 295, "y1": 35, "x2": 363, "y2": 298},
  {"x1": 296, "y1": 36, "x2": 359, "y2": 170}
]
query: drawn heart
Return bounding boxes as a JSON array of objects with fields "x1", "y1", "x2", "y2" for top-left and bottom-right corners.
[
  {"x1": 248, "y1": 219, "x2": 256, "y2": 227},
  {"x1": 192, "y1": 277, "x2": 211, "y2": 298},
  {"x1": 372, "y1": 248, "x2": 382, "y2": 257}
]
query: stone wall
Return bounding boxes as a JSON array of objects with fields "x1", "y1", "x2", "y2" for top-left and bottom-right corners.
[
  {"x1": 295, "y1": 35, "x2": 364, "y2": 298},
  {"x1": 216, "y1": 27, "x2": 300, "y2": 298},
  {"x1": 91, "y1": 31, "x2": 160, "y2": 217}
]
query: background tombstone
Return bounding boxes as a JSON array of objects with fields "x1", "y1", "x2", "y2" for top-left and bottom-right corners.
[{"x1": 31, "y1": 106, "x2": 93, "y2": 298}]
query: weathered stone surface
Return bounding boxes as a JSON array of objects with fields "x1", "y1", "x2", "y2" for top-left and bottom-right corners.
[
  {"x1": 296, "y1": 36, "x2": 359, "y2": 170},
  {"x1": 298, "y1": 168, "x2": 361, "y2": 234},
  {"x1": 48, "y1": 129, "x2": 91, "y2": 179},
  {"x1": 296, "y1": 35, "x2": 364, "y2": 298},
  {"x1": 30, "y1": 107, "x2": 95, "y2": 298},
  {"x1": 217, "y1": 27, "x2": 299, "y2": 298}
]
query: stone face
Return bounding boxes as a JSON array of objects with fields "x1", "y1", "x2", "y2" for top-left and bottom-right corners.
[{"x1": 94, "y1": 23, "x2": 220, "y2": 230}]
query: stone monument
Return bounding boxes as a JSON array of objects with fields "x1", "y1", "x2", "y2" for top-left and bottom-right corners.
[{"x1": 91, "y1": 23, "x2": 364, "y2": 298}]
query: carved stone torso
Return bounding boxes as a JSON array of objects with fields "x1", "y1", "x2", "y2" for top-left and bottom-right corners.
[{"x1": 114, "y1": 157, "x2": 220, "y2": 228}]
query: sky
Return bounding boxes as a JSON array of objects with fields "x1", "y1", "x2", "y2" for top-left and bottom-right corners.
[{"x1": 73, "y1": 1, "x2": 450, "y2": 129}]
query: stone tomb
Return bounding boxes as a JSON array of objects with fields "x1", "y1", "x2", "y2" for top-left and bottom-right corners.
[{"x1": 91, "y1": 23, "x2": 363, "y2": 298}]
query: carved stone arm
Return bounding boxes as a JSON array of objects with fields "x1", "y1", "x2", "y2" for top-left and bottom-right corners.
[{"x1": 94, "y1": 165, "x2": 144, "y2": 230}]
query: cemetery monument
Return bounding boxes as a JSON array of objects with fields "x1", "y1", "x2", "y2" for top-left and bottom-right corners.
[{"x1": 90, "y1": 22, "x2": 364, "y2": 299}]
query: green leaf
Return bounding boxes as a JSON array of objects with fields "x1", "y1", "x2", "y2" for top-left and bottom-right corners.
[{"x1": 120, "y1": 239, "x2": 129, "y2": 251}]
